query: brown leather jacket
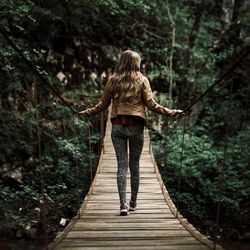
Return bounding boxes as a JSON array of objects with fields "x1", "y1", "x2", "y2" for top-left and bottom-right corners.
[{"x1": 85, "y1": 76, "x2": 176, "y2": 122}]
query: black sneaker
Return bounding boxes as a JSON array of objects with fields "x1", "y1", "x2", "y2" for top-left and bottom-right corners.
[
  {"x1": 129, "y1": 201, "x2": 137, "y2": 212},
  {"x1": 120, "y1": 203, "x2": 129, "y2": 216}
]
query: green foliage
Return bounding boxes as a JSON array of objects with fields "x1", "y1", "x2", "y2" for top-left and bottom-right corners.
[
  {"x1": 150, "y1": 123, "x2": 250, "y2": 236},
  {"x1": 0, "y1": 0, "x2": 249, "y2": 244},
  {"x1": 0, "y1": 100, "x2": 100, "y2": 232}
]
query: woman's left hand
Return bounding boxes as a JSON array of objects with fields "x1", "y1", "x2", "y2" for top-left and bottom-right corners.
[{"x1": 172, "y1": 109, "x2": 185, "y2": 116}]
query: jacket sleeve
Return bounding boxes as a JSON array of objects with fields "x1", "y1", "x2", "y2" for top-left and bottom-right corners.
[
  {"x1": 85, "y1": 82, "x2": 112, "y2": 115},
  {"x1": 142, "y1": 77, "x2": 174, "y2": 116}
]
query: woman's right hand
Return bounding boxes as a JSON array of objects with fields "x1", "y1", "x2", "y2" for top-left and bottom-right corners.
[{"x1": 76, "y1": 109, "x2": 90, "y2": 116}]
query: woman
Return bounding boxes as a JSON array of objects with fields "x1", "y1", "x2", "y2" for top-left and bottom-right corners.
[{"x1": 79, "y1": 50, "x2": 183, "y2": 215}]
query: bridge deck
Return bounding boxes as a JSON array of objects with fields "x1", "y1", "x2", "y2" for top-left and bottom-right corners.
[{"x1": 51, "y1": 119, "x2": 221, "y2": 250}]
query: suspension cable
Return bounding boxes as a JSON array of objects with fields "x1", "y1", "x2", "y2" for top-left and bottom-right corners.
[
  {"x1": 0, "y1": 29, "x2": 77, "y2": 114},
  {"x1": 213, "y1": 79, "x2": 233, "y2": 249},
  {"x1": 176, "y1": 115, "x2": 187, "y2": 218},
  {"x1": 88, "y1": 120, "x2": 93, "y2": 187},
  {"x1": 73, "y1": 115, "x2": 81, "y2": 219}
]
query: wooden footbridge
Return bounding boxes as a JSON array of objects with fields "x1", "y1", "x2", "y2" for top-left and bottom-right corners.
[{"x1": 50, "y1": 115, "x2": 223, "y2": 250}]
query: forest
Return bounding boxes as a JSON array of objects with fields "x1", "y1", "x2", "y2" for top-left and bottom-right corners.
[{"x1": 0, "y1": 0, "x2": 249, "y2": 249}]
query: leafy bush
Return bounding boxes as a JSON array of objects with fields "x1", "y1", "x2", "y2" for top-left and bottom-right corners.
[{"x1": 151, "y1": 125, "x2": 250, "y2": 237}]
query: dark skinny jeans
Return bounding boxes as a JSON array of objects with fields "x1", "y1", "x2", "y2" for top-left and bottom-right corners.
[{"x1": 111, "y1": 124, "x2": 144, "y2": 205}]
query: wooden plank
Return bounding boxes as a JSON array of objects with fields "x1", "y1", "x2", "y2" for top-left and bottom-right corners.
[
  {"x1": 85, "y1": 203, "x2": 171, "y2": 208},
  {"x1": 78, "y1": 212, "x2": 178, "y2": 218},
  {"x1": 95, "y1": 173, "x2": 157, "y2": 178},
  {"x1": 76, "y1": 218, "x2": 181, "y2": 224},
  {"x1": 92, "y1": 189, "x2": 163, "y2": 194},
  {"x1": 56, "y1": 245, "x2": 210, "y2": 250},
  {"x1": 73, "y1": 222, "x2": 184, "y2": 228},
  {"x1": 98, "y1": 169, "x2": 155, "y2": 173},
  {"x1": 95, "y1": 179, "x2": 160, "y2": 184},
  {"x1": 86, "y1": 200, "x2": 167, "y2": 204},
  {"x1": 65, "y1": 230, "x2": 192, "y2": 238},
  {"x1": 89, "y1": 194, "x2": 165, "y2": 200},
  {"x1": 55, "y1": 238, "x2": 208, "y2": 248},
  {"x1": 58, "y1": 237, "x2": 202, "y2": 245},
  {"x1": 93, "y1": 185, "x2": 162, "y2": 190},
  {"x1": 83, "y1": 209, "x2": 172, "y2": 215}
]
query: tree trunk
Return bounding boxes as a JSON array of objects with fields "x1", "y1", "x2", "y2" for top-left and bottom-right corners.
[
  {"x1": 212, "y1": 0, "x2": 245, "y2": 51},
  {"x1": 181, "y1": 1, "x2": 205, "y2": 101}
]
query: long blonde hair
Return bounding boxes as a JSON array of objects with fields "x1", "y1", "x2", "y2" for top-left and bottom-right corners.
[{"x1": 110, "y1": 50, "x2": 143, "y2": 102}]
